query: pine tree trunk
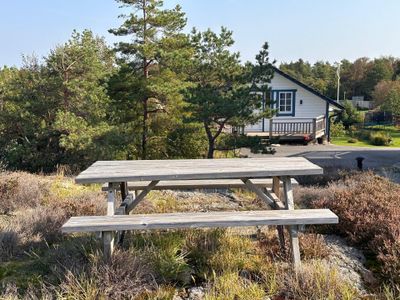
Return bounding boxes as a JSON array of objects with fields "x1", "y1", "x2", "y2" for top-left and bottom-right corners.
[
  {"x1": 140, "y1": 0, "x2": 148, "y2": 160},
  {"x1": 141, "y1": 98, "x2": 148, "y2": 160},
  {"x1": 204, "y1": 122, "x2": 215, "y2": 159}
]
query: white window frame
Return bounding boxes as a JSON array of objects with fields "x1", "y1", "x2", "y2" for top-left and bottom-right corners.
[{"x1": 278, "y1": 91, "x2": 293, "y2": 114}]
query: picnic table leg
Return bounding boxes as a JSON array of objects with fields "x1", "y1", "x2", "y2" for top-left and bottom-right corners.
[
  {"x1": 273, "y1": 176, "x2": 286, "y2": 253},
  {"x1": 103, "y1": 183, "x2": 117, "y2": 260},
  {"x1": 282, "y1": 176, "x2": 301, "y2": 267},
  {"x1": 117, "y1": 182, "x2": 129, "y2": 246}
]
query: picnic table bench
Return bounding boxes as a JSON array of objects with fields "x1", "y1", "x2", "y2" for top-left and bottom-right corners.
[{"x1": 62, "y1": 157, "x2": 338, "y2": 267}]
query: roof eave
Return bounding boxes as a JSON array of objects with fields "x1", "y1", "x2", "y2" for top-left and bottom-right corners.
[{"x1": 272, "y1": 66, "x2": 345, "y2": 110}]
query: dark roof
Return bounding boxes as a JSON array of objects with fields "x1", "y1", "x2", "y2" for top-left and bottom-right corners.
[{"x1": 272, "y1": 66, "x2": 344, "y2": 110}]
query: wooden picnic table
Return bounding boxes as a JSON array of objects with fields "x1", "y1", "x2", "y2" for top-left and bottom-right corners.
[{"x1": 73, "y1": 157, "x2": 324, "y2": 265}]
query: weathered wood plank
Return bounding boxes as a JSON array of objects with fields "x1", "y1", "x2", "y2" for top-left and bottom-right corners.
[
  {"x1": 282, "y1": 176, "x2": 300, "y2": 267},
  {"x1": 242, "y1": 179, "x2": 275, "y2": 207},
  {"x1": 75, "y1": 158, "x2": 322, "y2": 184},
  {"x1": 263, "y1": 188, "x2": 285, "y2": 210},
  {"x1": 272, "y1": 176, "x2": 285, "y2": 252},
  {"x1": 125, "y1": 180, "x2": 159, "y2": 213},
  {"x1": 104, "y1": 183, "x2": 117, "y2": 260},
  {"x1": 102, "y1": 178, "x2": 299, "y2": 191},
  {"x1": 61, "y1": 209, "x2": 338, "y2": 233}
]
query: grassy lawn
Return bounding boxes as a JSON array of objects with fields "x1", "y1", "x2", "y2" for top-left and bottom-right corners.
[{"x1": 331, "y1": 125, "x2": 400, "y2": 148}]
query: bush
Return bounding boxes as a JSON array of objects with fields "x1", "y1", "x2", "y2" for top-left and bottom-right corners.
[
  {"x1": 309, "y1": 172, "x2": 400, "y2": 284},
  {"x1": 369, "y1": 131, "x2": 392, "y2": 146},
  {"x1": 330, "y1": 121, "x2": 345, "y2": 137},
  {"x1": 0, "y1": 172, "x2": 49, "y2": 214},
  {"x1": 347, "y1": 138, "x2": 358, "y2": 143}
]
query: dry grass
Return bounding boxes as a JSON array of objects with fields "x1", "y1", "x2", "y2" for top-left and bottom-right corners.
[
  {"x1": 0, "y1": 172, "x2": 105, "y2": 261},
  {"x1": 278, "y1": 261, "x2": 360, "y2": 300},
  {"x1": 0, "y1": 172, "x2": 49, "y2": 214},
  {"x1": 0, "y1": 171, "x2": 369, "y2": 299},
  {"x1": 56, "y1": 250, "x2": 155, "y2": 299}
]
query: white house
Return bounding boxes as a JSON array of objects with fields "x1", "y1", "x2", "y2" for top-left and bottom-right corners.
[{"x1": 243, "y1": 67, "x2": 344, "y2": 142}]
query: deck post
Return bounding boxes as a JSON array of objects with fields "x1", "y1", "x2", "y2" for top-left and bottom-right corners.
[
  {"x1": 269, "y1": 119, "x2": 273, "y2": 139},
  {"x1": 273, "y1": 176, "x2": 286, "y2": 253},
  {"x1": 103, "y1": 183, "x2": 117, "y2": 260},
  {"x1": 312, "y1": 118, "x2": 317, "y2": 140},
  {"x1": 282, "y1": 176, "x2": 301, "y2": 268}
]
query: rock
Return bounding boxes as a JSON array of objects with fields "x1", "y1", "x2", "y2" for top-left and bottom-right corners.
[
  {"x1": 187, "y1": 286, "x2": 205, "y2": 300},
  {"x1": 323, "y1": 235, "x2": 377, "y2": 294}
]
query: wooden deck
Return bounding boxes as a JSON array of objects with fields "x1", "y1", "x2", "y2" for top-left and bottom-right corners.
[{"x1": 243, "y1": 115, "x2": 326, "y2": 140}]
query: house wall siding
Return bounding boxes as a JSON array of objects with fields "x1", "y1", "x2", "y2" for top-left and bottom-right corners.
[{"x1": 245, "y1": 72, "x2": 326, "y2": 132}]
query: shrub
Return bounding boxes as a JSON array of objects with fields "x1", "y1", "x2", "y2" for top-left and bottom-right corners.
[
  {"x1": 369, "y1": 131, "x2": 392, "y2": 146},
  {"x1": 0, "y1": 172, "x2": 49, "y2": 214},
  {"x1": 347, "y1": 138, "x2": 358, "y2": 143},
  {"x1": 310, "y1": 172, "x2": 400, "y2": 284},
  {"x1": 330, "y1": 121, "x2": 345, "y2": 137}
]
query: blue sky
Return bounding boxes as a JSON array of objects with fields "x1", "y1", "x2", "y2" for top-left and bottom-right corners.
[{"x1": 1, "y1": 0, "x2": 400, "y2": 67}]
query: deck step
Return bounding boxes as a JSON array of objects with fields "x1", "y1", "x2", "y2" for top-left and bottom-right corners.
[
  {"x1": 61, "y1": 209, "x2": 338, "y2": 233},
  {"x1": 101, "y1": 178, "x2": 298, "y2": 191}
]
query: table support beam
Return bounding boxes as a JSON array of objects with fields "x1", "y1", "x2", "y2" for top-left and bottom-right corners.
[
  {"x1": 242, "y1": 179, "x2": 285, "y2": 209},
  {"x1": 125, "y1": 180, "x2": 159, "y2": 213},
  {"x1": 242, "y1": 178, "x2": 275, "y2": 207}
]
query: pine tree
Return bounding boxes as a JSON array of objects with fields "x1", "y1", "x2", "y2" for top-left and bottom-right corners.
[
  {"x1": 186, "y1": 29, "x2": 274, "y2": 158},
  {"x1": 109, "y1": 0, "x2": 190, "y2": 159}
]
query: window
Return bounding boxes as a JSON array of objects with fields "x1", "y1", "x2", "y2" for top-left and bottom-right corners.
[{"x1": 278, "y1": 92, "x2": 293, "y2": 113}]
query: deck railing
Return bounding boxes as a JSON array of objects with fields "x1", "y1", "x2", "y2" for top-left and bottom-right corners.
[{"x1": 269, "y1": 115, "x2": 326, "y2": 139}]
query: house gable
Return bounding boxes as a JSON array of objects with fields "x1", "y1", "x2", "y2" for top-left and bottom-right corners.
[{"x1": 272, "y1": 67, "x2": 344, "y2": 110}]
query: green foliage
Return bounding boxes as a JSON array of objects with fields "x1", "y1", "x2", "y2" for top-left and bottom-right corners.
[
  {"x1": 281, "y1": 57, "x2": 399, "y2": 100},
  {"x1": 336, "y1": 101, "x2": 363, "y2": 129},
  {"x1": 186, "y1": 29, "x2": 274, "y2": 158},
  {"x1": 368, "y1": 131, "x2": 392, "y2": 146},
  {"x1": 166, "y1": 123, "x2": 208, "y2": 158},
  {"x1": 330, "y1": 121, "x2": 346, "y2": 137},
  {"x1": 280, "y1": 59, "x2": 336, "y2": 98},
  {"x1": 382, "y1": 86, "x2": 400, "y2": 118},
  {"x1": 109, "y1": 0, "x2": 191, "y2": 159},
  {"x1": 0, "y1": 30, "x2": 115, "y2": 172}
]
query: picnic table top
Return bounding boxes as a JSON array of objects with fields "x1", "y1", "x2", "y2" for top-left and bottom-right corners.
[{"x1": 75, "y1": 157, "x2": 322, "y2": 184}]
